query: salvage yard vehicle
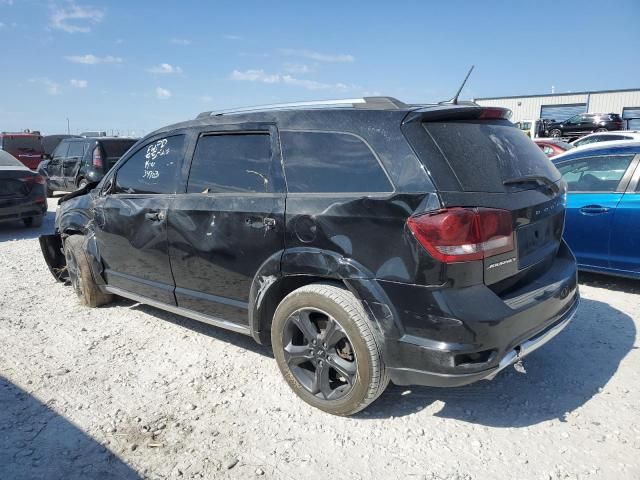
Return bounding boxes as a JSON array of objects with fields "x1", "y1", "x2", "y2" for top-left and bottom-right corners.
[
  {"x1": 552, "y1": 142, "x2": 640, "y2": 279},
  {"x1": 544, "y1": 113, "x2": 624, "y2": 139},
  {"x1": 40, "y1": 97, "x2": 579, "y2": 415},
  {"x1": 38, "y1": 136, "x2": 138, "y2": 196},
  {"x1": 534, "y1": 138, "x2": 574, "y2": 158},
  {"x1": 0, "y1": 131, "x2": 45, "y2": 170},
  {"x1": 0, "y1": 150, "x2": 47, "y2": 227},
  {"x1": 571, "y1": 130, "x2": 640, "y2": 148}
]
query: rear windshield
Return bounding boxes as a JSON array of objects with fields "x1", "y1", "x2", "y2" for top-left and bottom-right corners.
[
  {"x1": 1, "y1": 136, "x2": 44, "y2": 154},
  {"x1": 423, "y1": 119, "x2": 561, "y2": 192},
  {"x1": 0, "y1": 151, "x2": 23, "y2": 167},
  {"x1": 101, "y1": 139, "x2": 137, "y2": 158}
]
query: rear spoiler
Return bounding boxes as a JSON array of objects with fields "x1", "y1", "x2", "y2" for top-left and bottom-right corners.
[{"x1": 403, "y1": 105, "x2": 512, "y2": 124}]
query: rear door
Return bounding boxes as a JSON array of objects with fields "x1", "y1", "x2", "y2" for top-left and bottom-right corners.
[
  {"x1": 47, "y1": 141, "x2": 68, "y2": 190},
  {"x1": 167, "y1": 124, "x2": 285, "y2": 325},
  {"x1": 609, "y1": 156, "x2": 640, "y2": 274},
  {"x1": 63, "y1": 141, "x2": 87, "y2": 189},
  {"x1": 93, "y1": 134, "x2": 188, "y2": 303},
  {"x1": 555, "y1": 153, "x2": 637, "y2": 269}
]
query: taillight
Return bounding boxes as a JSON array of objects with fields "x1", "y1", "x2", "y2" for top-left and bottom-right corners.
[
  {"x1": 406, "y1": 207, "x2": 514, "y2": 263},
  {"x1": 479, "y1": 108, "x2": 511, "y2": 120},
  {"x1": 19, "y1": 174, "x2": 46, "y2": 185},
  {"x1": 92, "y1": 147, "x2": 103, "y2": 168}
]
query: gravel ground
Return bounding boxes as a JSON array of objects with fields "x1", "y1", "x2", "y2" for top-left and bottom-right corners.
[{"x1": 1, "y1": 198, "x2": 639, "y2": 480}]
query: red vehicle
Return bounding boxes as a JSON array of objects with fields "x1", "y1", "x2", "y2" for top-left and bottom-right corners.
[
  {"x1": 0, "y1": 132, "x2": 45, "y2": 170},
  {"x1": 534, "y1": 138, "x2": 574, "y2": 158}
]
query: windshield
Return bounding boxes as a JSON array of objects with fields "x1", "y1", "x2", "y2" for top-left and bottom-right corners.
[{"x1": 0, "y1": 151, "x2": 24, "y2": 167}]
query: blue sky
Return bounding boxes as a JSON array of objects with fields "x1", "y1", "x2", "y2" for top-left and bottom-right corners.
[{"x1": 1, "y1": 0, "x2": 639, "y2": 135}]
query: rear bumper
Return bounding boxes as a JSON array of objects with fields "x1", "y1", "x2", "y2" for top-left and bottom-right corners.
[
  {"x1": 376, "y1": 241, "x2": 579, "y2": 387},
  {"x1": 387, "y1": 295, "x2": 578, "y2": 387},
  {"x1": 0, "y1": 197, "x2": 47, "y2": 224}
]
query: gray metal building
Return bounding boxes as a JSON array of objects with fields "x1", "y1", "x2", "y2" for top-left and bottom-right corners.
[{"x1": 474, "y1": 88, "x2": 640, "y2": 129}]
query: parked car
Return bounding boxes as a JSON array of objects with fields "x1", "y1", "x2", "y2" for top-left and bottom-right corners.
[
  {"x1": 40, "y1": 97, "x2": 579, "y2": 415},
  {"x1": 544, "y1": 113, "x2": 624, "y2": 138},
  {"x1": 571, "y1": 130, "x2": 640, "y2": 148},
  {"x1": 0, "y1": 131, "x2": 45, "y2": 170},
  {"x1": 38, "y1": 136, "x2": 138, "y2": 196},
  {"x1": 0, "y1": 150, "x2": 47, "y2": 227},
  {"x1": 41, "y1": 134, "x2": 81, "y2": 159},
  {"x1": 534, "y1": 138, "x2": 574, "y2": 158},
  {"x1": 552, "y1": 142, "x2": 640, "y2": 279}
]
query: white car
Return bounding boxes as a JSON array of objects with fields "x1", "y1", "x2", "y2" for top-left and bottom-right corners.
[{"x1": 571, "y1": 130, "x2": 640, "y2": 149}]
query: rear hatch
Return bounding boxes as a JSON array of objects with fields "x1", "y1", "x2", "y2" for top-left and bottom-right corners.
[
  {"x1": 402, "y1": 106, "x2": 566, "y2": 289},
  {"x1": 100, "y1": 139, "x2": 138, "y2": 171}
]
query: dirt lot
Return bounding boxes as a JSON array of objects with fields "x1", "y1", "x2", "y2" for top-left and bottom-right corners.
[{"x1": 1, "y1": 198, "x2": 639, "y2": 480}]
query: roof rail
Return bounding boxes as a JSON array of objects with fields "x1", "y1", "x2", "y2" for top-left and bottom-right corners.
[{"x1": 195, "y1": 96, "x2": 408, "y2": 118}]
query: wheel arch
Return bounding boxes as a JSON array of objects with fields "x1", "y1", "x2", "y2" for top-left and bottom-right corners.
[{"x1": 248, "y1": 248, "x2": 400, "y2": 346}]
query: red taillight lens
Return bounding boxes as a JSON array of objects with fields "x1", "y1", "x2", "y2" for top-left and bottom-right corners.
[
  {"x1": 19, "y1": 175, "x2": 46, "y2": 185},
  {"x1": 92, "y1": 147, "x2": 103, "y2": 168},
  {"x1": 406, "y1": 207, "x2": 514, "y2": 263}
]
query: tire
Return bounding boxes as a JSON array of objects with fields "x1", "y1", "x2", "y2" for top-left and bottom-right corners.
[
  {"x1": 23, "y1": 215, "x2": 43, "y2": 228},
  {"x1": 64, "y1": 235, "x2": 113, "y2": 308},
  {"x1": 550, "y1": 129, "x2": 562, "y2": 138},
  {"x1": 77, "y1": 178, "x2": 88, "y2": 190},
  {"x1": 271, "y1": 283, "x2": 389, "y2": 416},
  {"x1": 595, "y1": 127, "x2": 608, "y2": 133}
]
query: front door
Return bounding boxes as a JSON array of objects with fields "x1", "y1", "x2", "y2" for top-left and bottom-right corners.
[
  {"x1": 557, "y1": 153, "x2": 637, "y2": 269},
  {"x1": 168, "y1": 124, "x2": 286, "y2": 325},
  {"x1": 93, "y1": 134, "x2": 188, "y2": 304}
]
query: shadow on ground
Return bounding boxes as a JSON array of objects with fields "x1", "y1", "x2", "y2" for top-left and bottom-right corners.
[
  {"x1": 112, "y1": 298, "x2": 273, "y2": 358},
  {"x1": 0, "y1": 377, "x2": 140, "y2": 480},
  {"x1": 579, "y1": 270, "x2": 640, "y2": 294}
]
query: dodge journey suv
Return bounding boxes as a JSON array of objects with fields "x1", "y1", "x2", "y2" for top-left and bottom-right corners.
[{"x1": 40, "y1": 97, "x2": 579, "y2": 415}]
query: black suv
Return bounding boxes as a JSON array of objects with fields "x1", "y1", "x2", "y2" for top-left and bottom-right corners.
[
  {"x1": 40, "y1": 98, "x2": 579, "y2": 415},
  {"x1": 38, "y1": 136, "x2": 138, "y2": 196},
  {"x1": 545, "y1": 113, "x2": 624, "y2": 138}
]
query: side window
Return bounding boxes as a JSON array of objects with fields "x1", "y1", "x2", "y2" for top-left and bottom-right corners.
[
  {"x1": 114, "y1": 135, "x2": 185, "y2": 194},
  {"x1": 67, "y1": 142, "x2": 85, "y2": 158},
  {"x1": 280, "y1": 131, "x2": 393, "y2": 193},
  {"x1": 187, "y1": 133, "x2": 273, "y2": 193},
  {"x1": 556, "y1": 154, "x2": 635, "y2": 192},
  {"x1": 52, "y1": 142, "x2": 69, "y2": 160}
]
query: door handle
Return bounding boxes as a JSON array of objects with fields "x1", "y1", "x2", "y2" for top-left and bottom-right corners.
[
  {"x1": 263, "y1": 217, "x2": 276, "y2": 228},
  {"x1": 145, "y1": 211, "x2": 165, "y2": 222},
  {"x1": 579, "y1": 205, "x2": 610, "y2": 215}
]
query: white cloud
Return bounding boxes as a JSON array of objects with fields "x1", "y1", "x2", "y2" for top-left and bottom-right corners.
[
  {"x1": 147, "y1": 63, "x2": 183, "y2": 74},
  {"x1": 156, "y1": 87, "x2": 171, "y2": 99},
  {"x1": 283, "y1": 63, "x2": 313, "y2": 74},
  {"x1": 170, "y1": 38, "x2": 191, "y2": 46},
  {"x1": 50, "y1": 2, "x2": 105, "y2": 33},
  {"x1": 70, "y1": 79, "x2": 88, "y2": 88},
  {"x1": 222, "y1": 34, "x2": 242, "y2": 40},
  {"x1": 29, "y1": 78, "x2": 61, "y2": 95},
  {"x1": 65, "y1": 54, "x2": 123, "y2": 64},
  {"x1": 280, "y1": 49, "x2": 354, "y2": 63},
  {"x1": 230, "y1": 69, "x2": 349, "y2": 91}
]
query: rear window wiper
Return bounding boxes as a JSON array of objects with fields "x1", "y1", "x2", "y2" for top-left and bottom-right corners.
[{"x1": 503, "y1": 175, "x2": 558, "y2": 191}]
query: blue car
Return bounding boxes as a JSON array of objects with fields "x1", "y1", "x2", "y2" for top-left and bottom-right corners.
[{"x1": 553, "y1": 142, "x2": 640, "y2": 279}]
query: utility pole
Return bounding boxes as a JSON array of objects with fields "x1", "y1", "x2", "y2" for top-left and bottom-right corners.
[{"x1": 66, "y1": 118, "x2": 70, "y2": 135}]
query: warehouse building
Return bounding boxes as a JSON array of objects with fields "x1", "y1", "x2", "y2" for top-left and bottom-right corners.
[{"x1": 474, "y1": 88, "x2": 640, "y2": 129}]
